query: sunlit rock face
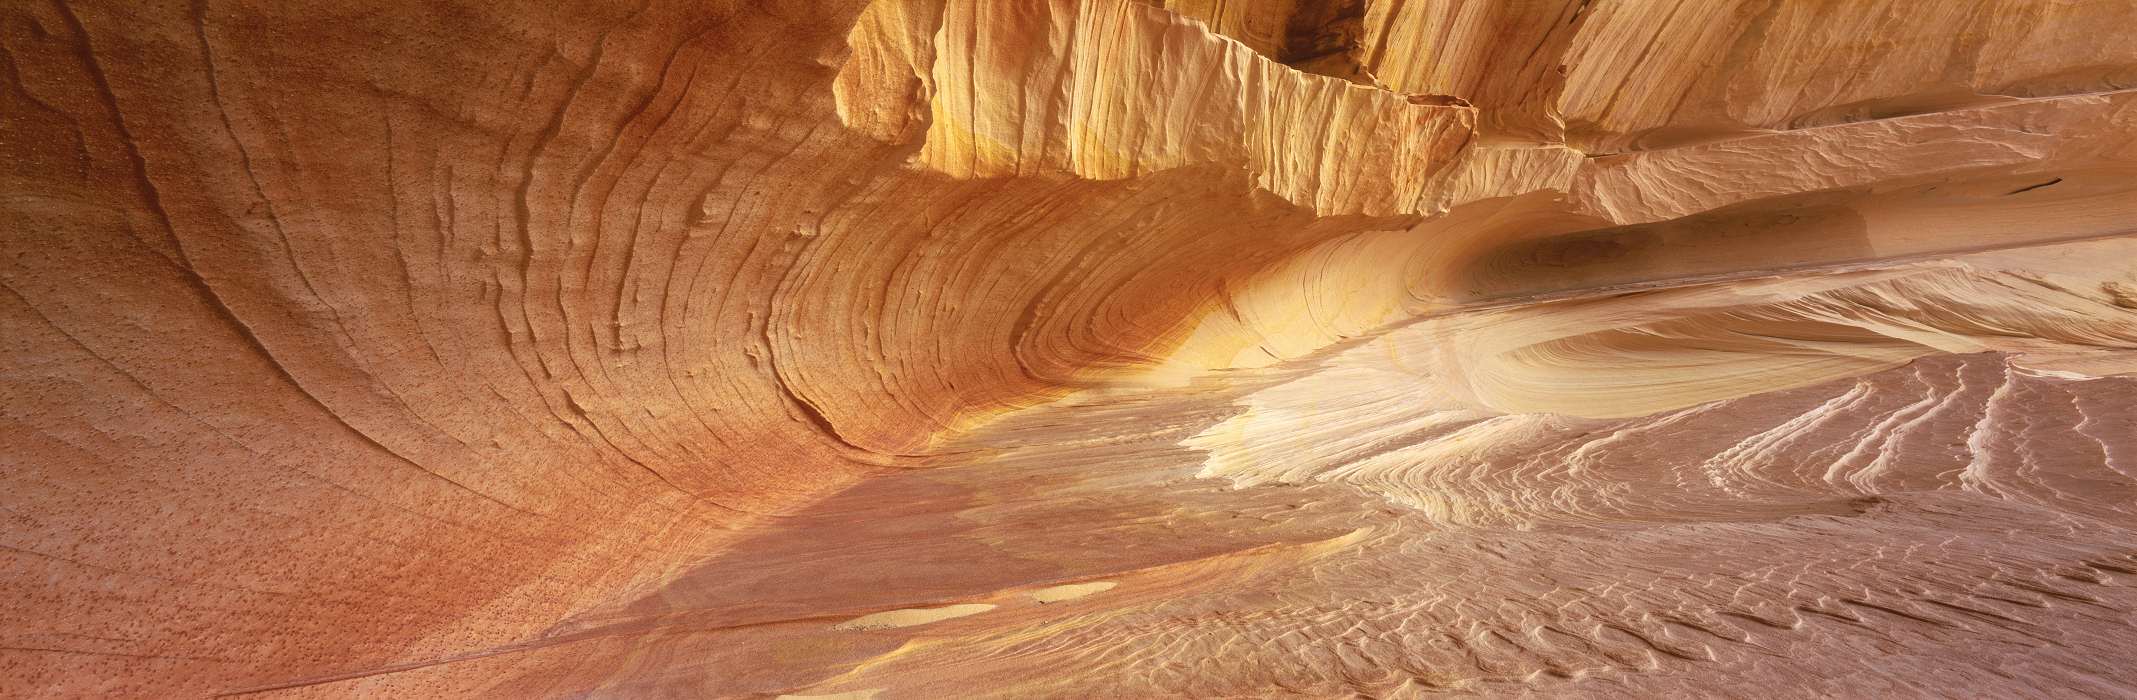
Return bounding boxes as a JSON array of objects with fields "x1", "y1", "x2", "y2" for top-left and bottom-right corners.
[{"x1": 3, "y1": 0, "x2": 2135, "y2": 696}]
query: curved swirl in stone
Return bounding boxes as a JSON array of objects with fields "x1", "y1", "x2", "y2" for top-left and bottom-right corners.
[{"x1": 3, "y1": 0, "x2": 2137, "y2": 697}]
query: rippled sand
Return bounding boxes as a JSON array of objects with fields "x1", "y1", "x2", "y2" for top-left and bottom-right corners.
[{"x1": 242, "y1": 238, "x2": 2137, "y2": 698}]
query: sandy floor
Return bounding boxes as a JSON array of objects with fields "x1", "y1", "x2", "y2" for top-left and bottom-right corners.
[{"x1": 224, "y1": 238, "x2": 2137, "y2": 698}]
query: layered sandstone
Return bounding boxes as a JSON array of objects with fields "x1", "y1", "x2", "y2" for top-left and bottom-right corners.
[{"x1": 3, "y1": 0, "x2": 2135, "y2": 697}]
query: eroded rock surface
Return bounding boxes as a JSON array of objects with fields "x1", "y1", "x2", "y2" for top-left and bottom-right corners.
[{"x1": 3, "y1": 0, "x2": 2134, "y2": 697}]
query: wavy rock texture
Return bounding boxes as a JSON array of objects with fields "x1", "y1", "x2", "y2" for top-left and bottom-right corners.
[{"x1": 2, "y1": 0, "x2": 2135, "y2": 697}]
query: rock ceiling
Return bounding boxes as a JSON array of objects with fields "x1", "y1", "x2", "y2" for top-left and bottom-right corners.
[{"x1": 4, "y1": 0, "x2": 2136, "y2": 696}]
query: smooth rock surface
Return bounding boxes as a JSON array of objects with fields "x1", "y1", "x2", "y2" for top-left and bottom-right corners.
[{"x1": 3, "y1": 0, "x2": 2135, "y2": 697}]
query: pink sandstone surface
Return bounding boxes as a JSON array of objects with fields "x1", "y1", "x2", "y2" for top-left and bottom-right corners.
[{"x1": 4, "y1": 0, "x2": 2137, "y2": 696}]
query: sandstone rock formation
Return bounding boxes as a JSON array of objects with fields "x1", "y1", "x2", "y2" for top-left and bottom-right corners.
[{"x1": 3, "y1": 0, "x2": 2135, "y2": 697}]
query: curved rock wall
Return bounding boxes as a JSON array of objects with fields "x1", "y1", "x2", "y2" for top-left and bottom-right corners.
[{"x1": 4, "y1": 0, "x2": 2136, "y2": 696}]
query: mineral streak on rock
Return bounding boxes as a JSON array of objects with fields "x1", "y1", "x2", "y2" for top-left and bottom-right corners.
[{"x1": 2, "y1": 0, "x2": 2135, "y2": 697}]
